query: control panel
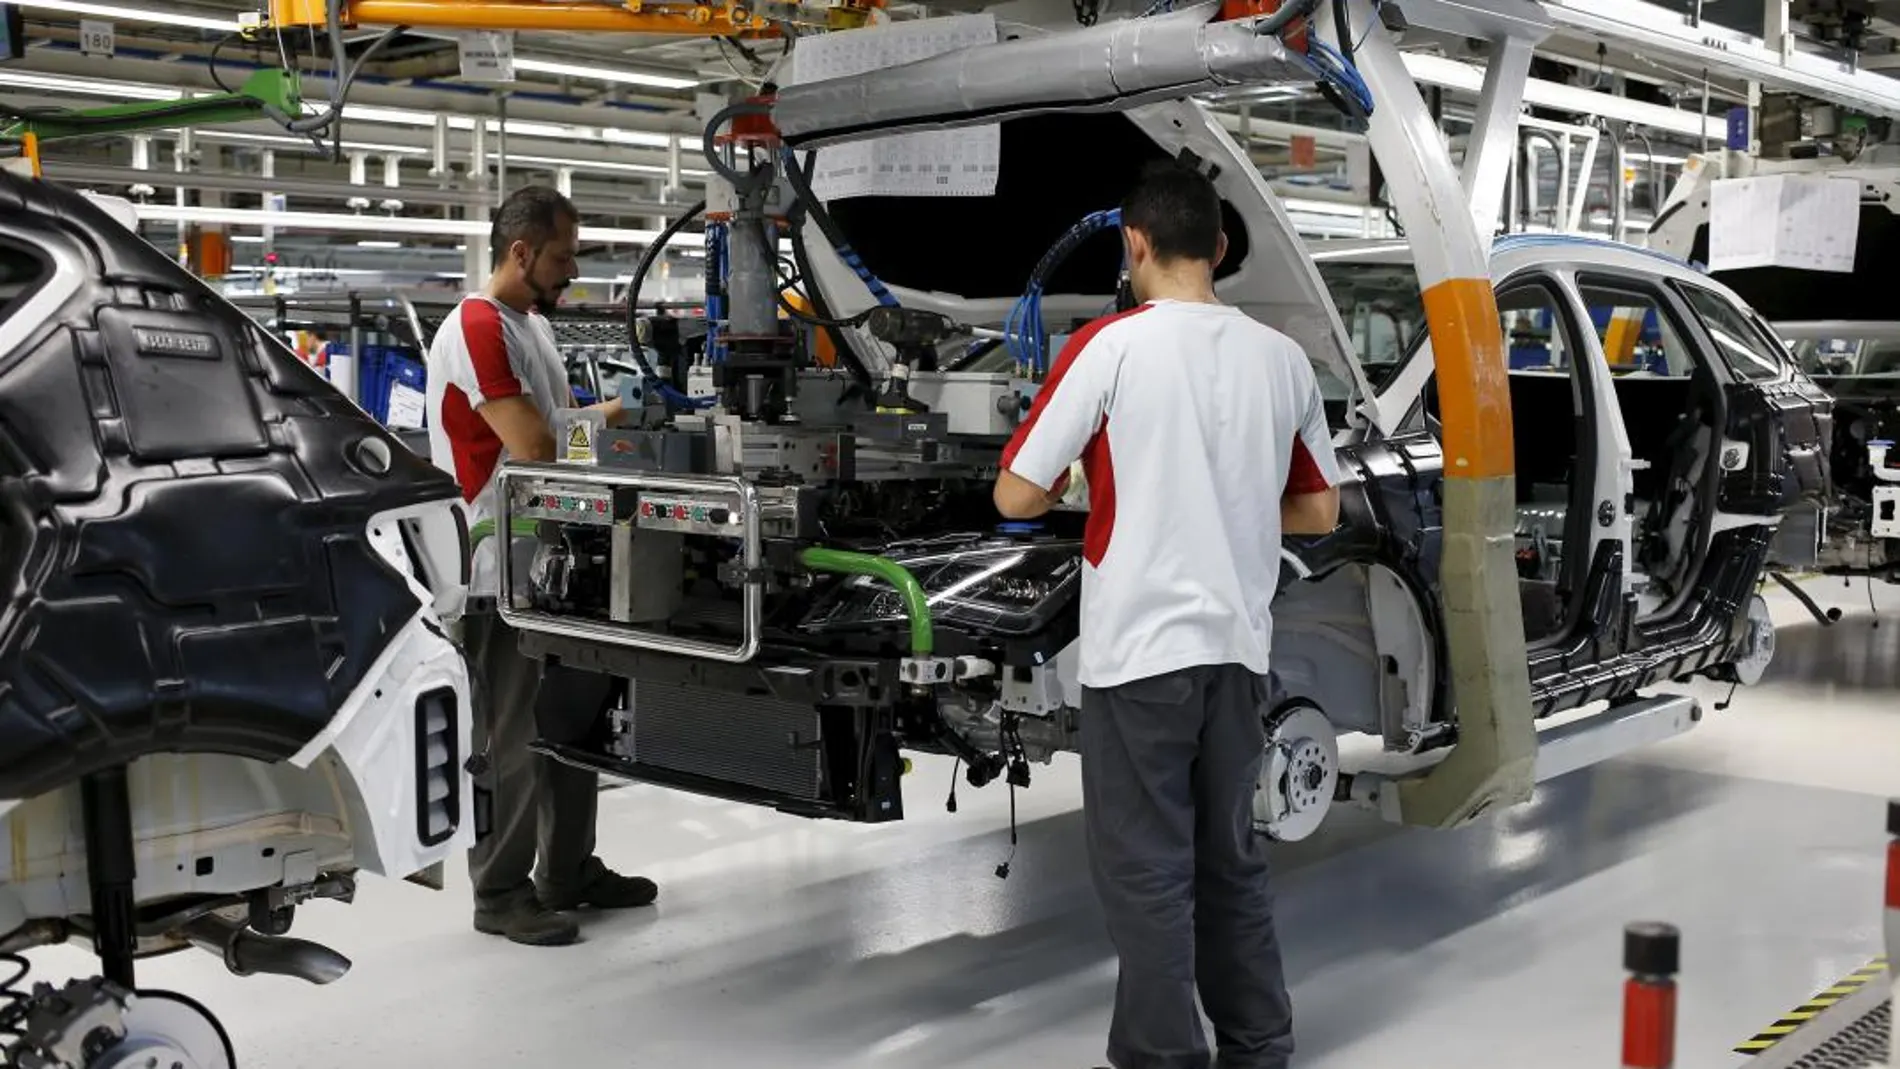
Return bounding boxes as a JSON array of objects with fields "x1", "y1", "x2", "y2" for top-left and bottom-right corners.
[
  {"x1": 514, "y1": 484, "x2": 615, "y2": 526},
  {"x1": 636, "y1": 495, "x2": 743, "y2": 537}
]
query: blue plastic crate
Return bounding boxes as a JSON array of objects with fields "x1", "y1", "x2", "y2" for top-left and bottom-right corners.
[
  {"x1": 381, "y1": 351, "x2": 427, "y2": 429},
  {"x1": 326, "y1": 342, "x2": 426, "y2": 425}
]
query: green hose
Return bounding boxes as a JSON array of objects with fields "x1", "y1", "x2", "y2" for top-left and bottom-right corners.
[
  {"x1": 468, "y1": 517, "x2": 541, "y2": 551},
  {"x1": 798, "y1": 547, "x2": 934, "y2": 658}
]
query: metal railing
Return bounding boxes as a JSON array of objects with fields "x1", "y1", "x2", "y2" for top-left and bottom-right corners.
[{"x1": 494, "y1": 461, "x2": 765, "y2": 663}]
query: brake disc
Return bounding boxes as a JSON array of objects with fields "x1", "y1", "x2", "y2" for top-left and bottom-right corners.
[
  {"x1": 1728, "y1": 592, "x2": 1777, "y2": 687},
  {"x1": 1252, "y1": 701, "x2": 1338, "y2": 843},
  {"x1": 5, "y1": 980, "x2": 235, "y2": 1069}
]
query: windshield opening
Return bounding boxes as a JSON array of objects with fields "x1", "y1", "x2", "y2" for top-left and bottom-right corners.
[
  {"x1": 1314, "y1": 259, "x2": 1427, "y2": 395},
  {"x1": 1789, "y1": 335, "x2": 1900, "y2": 377}
]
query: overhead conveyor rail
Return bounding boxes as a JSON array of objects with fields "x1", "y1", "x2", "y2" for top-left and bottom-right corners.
[{"x1": 1539, "y1": 0, "x2": 1900, "y2": 126}]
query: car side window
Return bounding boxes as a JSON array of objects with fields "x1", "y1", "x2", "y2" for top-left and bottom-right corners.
[
  {"x1": 1574, "y1": 281, "x2": 1698, "y2": 379},
  {"x1": 1418, "y1": 279, "x2": 1579, "y2": 422},
  {"x1": 1864, "y1": 340, "x2": 1900, "y2": 375},
  {"x1": 0, "y1": 242, "x2": 47, "y2": 319},
  {"x1": 1673, "y1": 283, "x2": 1788, "y2": 382},
  {"x1": 1499, "y1": 285, "x2": 1572, "y2": 371}
]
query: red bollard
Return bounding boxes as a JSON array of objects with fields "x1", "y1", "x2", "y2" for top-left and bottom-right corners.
[
  {"x1": 1885, "y1": 799, "x2": 1899, "y2": 944},
  {"x1": 1622, "y1": 922, "x2": 1680, "y2": 1069},
  {"x1": 1886, "y1": 800, "x2": 1899, "y2": 1069}
]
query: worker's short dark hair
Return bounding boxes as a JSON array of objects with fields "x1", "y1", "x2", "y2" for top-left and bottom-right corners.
[
  {"x1": 490, "y1": 185, "x2": 579, "y2": 265},
  {"x1": 1119, "y1": 160, "x2": 1223, "y2": 264}
]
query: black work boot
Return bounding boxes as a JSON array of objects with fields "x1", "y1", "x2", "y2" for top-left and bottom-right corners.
[
  {"x1": 474, "y1": 895, "x2": 581, "y2": 946},
  {"x1": 539, "y1": 857, "x2": 659, "y2": 912}
]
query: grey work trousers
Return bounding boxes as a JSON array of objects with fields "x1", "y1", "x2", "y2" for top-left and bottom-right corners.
[
  {"x1": 1080, "y1": 663, "x2": 1295, "y2": 1069},
  {"x1": 462, "y1": 610, "x2": 613, "y2": 911}
]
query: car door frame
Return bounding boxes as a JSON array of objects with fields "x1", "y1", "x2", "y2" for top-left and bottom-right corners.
[
  {"x1": 1564, "y1": 265, "x2": 1744, "y2": 628},
  {"x1": 1373, "y1": 264, "x2": 1639, "y2": 651}
]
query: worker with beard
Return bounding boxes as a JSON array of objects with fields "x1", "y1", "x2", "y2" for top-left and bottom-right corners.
[{"x1": 425, "y1": 184, "x2": 657, "y2": 946}]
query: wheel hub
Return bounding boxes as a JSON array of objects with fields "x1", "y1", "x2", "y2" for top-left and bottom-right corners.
[
  {"x1": 1252, "y1": 702, "x2": 1338, "y2": 842},
  {"x1": 4, "y1": 980, "x2": 234, "y2": 1069},
  {"x1": 1729, "y1": 592, "x2": 1777, "y2": 687}
]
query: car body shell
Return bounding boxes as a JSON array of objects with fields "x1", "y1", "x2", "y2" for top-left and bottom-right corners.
[{"x1": 0, "y1": 174, "x2": 475, "y2": 947}]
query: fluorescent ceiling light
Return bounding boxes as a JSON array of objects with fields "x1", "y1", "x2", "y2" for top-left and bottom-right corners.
[
  {"x1": 325, "y1": 105, "x2": 681, "y2": 150},
  {"x1": 495, "y1": 151, "x2": 709, "y2": 178},
  {"x1": 0, "y1": 70, "x2": 179, "y2": 100},
  {"x1": 1283, "y1": 198, "x2": 1373, "y2": 218},
  {"x1": 13, "y1": 0, "x2": 243, "y2": 32},
  {"x1": 194, "y1": 130, "x2": 431, "y2": 156},
  {"x1": 225, "y1": 266, "x2": 392, "y2": 277},
  {"x1": 130, "y1": 204, "x2": 702, "y2": 250},
  {"x1": 512, "y1": 57, "x2": 698, "y2": 90},
  {"x1": 482, "y1": 118, "x2": 676, "y2": 148},
  {"x1": 328, "y1": 104, "x2": 438, "y2": 128},
  {"x1": 599, "y1": 128, "x2": 675, "y2": 150},
  {"x1": 358, "y1": 239, "x2": 402, "y2": 249},
  {"x1": 139, "y1": 206, "x2": 484, "y2": 238},
  {"x1": 492, "y1": 119, "x2": 583, "y2": 141},
  {"x1": 229, "y1": 235, "x2": 265, "y2": 244},
  {"x1": 6, "y1": 80, "x2": 683, "y2": 153}
]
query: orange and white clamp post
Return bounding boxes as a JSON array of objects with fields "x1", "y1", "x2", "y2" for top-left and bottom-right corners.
[
  {"x1": 1621, "y1": 922, "x2": 1680, "y2": 1069},
  {"x1": 0, "y1": 132, "x2": 41, "y2": 179}
]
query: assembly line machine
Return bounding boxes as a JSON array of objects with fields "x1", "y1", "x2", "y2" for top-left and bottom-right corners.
[{"x1": 491, "y1": 0, "x2": 1819, "y2": 846}]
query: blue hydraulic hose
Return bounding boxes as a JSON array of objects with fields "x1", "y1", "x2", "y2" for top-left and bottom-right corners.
[
  {"x1": 1008, "y1": 208, "x2": 1122, "y2": 375},
  {"x1": 780, "y1": 148, "x2": 901, "y2": 310}
]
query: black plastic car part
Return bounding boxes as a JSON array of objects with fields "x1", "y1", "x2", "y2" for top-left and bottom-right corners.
[{"x1": 0, "y1": 174, "x2": 462, "y2": 801}]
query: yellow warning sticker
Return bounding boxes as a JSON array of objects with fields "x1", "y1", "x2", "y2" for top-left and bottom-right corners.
[
  {"x1": 1735, "y1": 957, "x2": 1888, "y2": 1054},
  {"x1": 564, "y1": 418, "x2": 594, "y2": 463}
]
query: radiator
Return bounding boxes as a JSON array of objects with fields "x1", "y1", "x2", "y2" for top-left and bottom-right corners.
[
  {"x1": 1772, "y1": 502, "x2": 1823, "y2": 570},
  {"x1": 613, "y1": 682, "x2": 825, "y2": 802}
]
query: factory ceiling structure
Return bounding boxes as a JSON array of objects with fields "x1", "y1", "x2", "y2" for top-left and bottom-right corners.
[{"x1": 7, "y1": 0, "x2": 1900, "y2": 290}]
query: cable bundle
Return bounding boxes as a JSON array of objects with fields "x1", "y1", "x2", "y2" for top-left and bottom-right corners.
[
  {"x1": 1006, "y1": 208, "x2": 1122, "y2": 377},
  {"x1": 1301, "y1": 35, "x2": 1374, "y2": 117}
]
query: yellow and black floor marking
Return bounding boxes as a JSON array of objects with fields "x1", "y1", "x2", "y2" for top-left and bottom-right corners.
[{"x1": 1735, "y1": 956, "x2": 1889, "y2": 1055}]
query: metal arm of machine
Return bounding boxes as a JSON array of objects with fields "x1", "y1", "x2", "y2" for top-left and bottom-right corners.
[{"x1": 1, "y1": 69, "x2": 303, "y2": 143}]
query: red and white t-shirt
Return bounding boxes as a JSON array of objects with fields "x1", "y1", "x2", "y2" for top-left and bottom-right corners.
[
  {"x1": 425, "y1": 294, "x2": 572, "y2": 598},
  {"x1": 1003, "y1": 299, "x2": 1339, "y2": 689}
]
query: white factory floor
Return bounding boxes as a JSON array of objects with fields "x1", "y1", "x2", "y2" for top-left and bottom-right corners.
[{"x1": 27, "y1": 577, "x2": 1900, "y2": 1069}]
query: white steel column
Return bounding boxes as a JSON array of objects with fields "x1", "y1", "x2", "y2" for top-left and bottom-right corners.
[
  {"x1": 1610, "y1": 132, "x2": 1629, "y2": 243},
  {"x1": 1460, "y1": 34, "x2": 1535, "y2": 237},
  {"x1": 465, "y1": 117, "x2": 492, "y2": 289},
  {"x1": 665, "y1": 133, "x2": 683, "y2": 203},
  {"x1": 173, "y1": 127, "x2": 193, "y2": 265},
  {"x1": 430, "y1": 113, "x2": 450, "y2": 181},
  {"x1": 1568, "y1": 126, "x2": 1600, "y2": 232},
  {"x1": 1763, "y1": 0, "x2": 1791, "y2": 63}
]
